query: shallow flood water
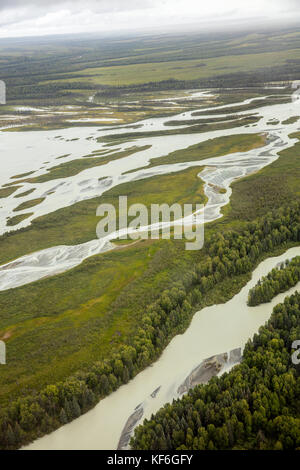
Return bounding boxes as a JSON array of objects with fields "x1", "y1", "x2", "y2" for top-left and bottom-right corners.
[
  {"x1": 1, "y1": 98, "x2": 299, "y2": 290},
  {"x1": 25, "y1": 246, "x2": 300, "y2": 450},
  {"x1": 0, "y1": 130, "x2": 289, "y2": 291},
  {"x1": 0, "y1": 92, "x2": 298, "y2": 238}
]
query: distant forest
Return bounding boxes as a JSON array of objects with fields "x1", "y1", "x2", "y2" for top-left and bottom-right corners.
[{"x1": 1, "y1": 26, "x2": 300, "y2": 103}]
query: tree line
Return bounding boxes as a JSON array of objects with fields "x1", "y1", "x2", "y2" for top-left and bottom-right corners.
[
  {"x1": 131, "y1": 291, "x2": 300, "y2": 450},
  {"x1": 248, "y1": 256, "x2": 300, "y2": 306},
  {"x1": 0, "y1": 202, "x2": 300, "y2": 449}
]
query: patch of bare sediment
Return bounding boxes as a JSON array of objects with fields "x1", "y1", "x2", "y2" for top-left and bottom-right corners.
[
  {"x1": 177, "y1": 348, "x2": 241, "y2": 395},
  {"x1": 118, "y1": 348, "x2": 241, "y2": 450},
  {"x1": 0, "y1": 239, "x2": 114, "y2": 291}
]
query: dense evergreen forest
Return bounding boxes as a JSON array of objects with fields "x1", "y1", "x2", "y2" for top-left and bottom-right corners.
[
  {"x1": 131, "y1": 291, "x2": 300, "y2": 450},
  {"x1": 248, "y1": 257, "x2": 300, "y2": 306},
  {"x1": 0, "y1": 202, "x2": 300, "y2": 449}
]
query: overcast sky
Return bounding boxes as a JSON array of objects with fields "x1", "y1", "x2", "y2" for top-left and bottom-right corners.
[{"x1": 0, "y1": 0, "x2": 299, "y2": 38}]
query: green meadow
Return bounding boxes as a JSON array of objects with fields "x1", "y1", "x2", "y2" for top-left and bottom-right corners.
[
  {"x1": 13, "y1": 198, "x2": 45, "y2": 212},
  {"x1": 221, "y1": 132, "x2": 300, "y2": 221},
  {"x1": 99, "y1": 116, "x2": 261, "y2": 143},
  {"x1": 2, "y1": 27, "x2": 300, "y2": 104},
  {"x1": 0, "y1": 132, "x2": 265, "y2": 266},
  {"x1": 0, "y1": 165, "x2": 206, "y2": 266},
  {"x1": 0, "y1": 164, "x2": 208, "y2": 405},
  {"x1": 7, "y1": 213, "x2": 34, "y2": 227},
  {"x1": 1, "y1": 23, "x2": 300, "y2": 448},
  {"x1": 57, "y1": 48, "x2": 300, "y2": 87},
  {"x1": 129, "y1": 133, "x2": 266, "y2": 170},
  {"x1": 4, "y1": 146, "x2": 151, "y2": 187},
  {"x1": 0, "y1": 186, "x2": 21, "y2": 198},
  {"x1": 1, "y1": 129, "x2": 300, "y2": 407}
]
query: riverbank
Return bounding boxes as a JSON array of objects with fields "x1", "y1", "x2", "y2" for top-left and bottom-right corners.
[{"x1": 24, "y1": 246, "x2": 300, "y2": 450}]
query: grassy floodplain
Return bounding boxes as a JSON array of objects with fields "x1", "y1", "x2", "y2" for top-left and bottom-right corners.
[
  {"x1": 99, "y1": 116, "x2": 261, "y2": 144},
  {"x1": 59, "y1": 48, "x2": 291, "y2": 85},
  {"x1": 222, "y1": 132, "x2": 300, "y2": 221},
  {"x1": 0, "y1": 165, "x2": 207, "y2": 405},
  {"x1": 6, "y1": 213, "x2": 34, "y2": 227},
  {"x1": 0, "y1": 128, "x2": 269, "y2": 405},
  {"x1": 0, "y1": 133, "x2": 264, "y2": 264},
  {"x1": 125, "y1": 133, "x2": 266, "y2": 171},
  {"x1": 0, "y1": 23, "x2": 300, "y2": 449},
  {"x1": 192, "y1": 96, "x2": 290, "y2": 116},
  {"x1": 13, "y1": 198, "x2": 45, "y2": 212},
  {"x1": 0, "y1": 165, "x2": 206, "y2": 266},
  {"x1": 0, "y1": 128, "x2": 299, "y2": 408},
  {"x1": 0, "y1": 186, "x2": 21, "y2": 198},
  {"x1": 14, "y1": 189, "x2": 36, "y2": 199},
  {"x1": 0, "y1": 128, "x2": 300, "y2": 446},
  {"x1": 3, "y1": 146, "x2": 151, "y2": 187},
  {"x1": 0, "y1": 27, "x2": 299, "y2": 107}
]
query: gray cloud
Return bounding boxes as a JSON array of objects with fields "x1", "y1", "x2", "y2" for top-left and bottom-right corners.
[
  {"x1": 0, "y1": 0, "x2": 298, "y2": 14},
  {"x1": 0, "y1": 0, "x2": 154, "y2": 13},
  {"x1": 0, "y1": 0, "x2": 299, "y2": 38}
]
